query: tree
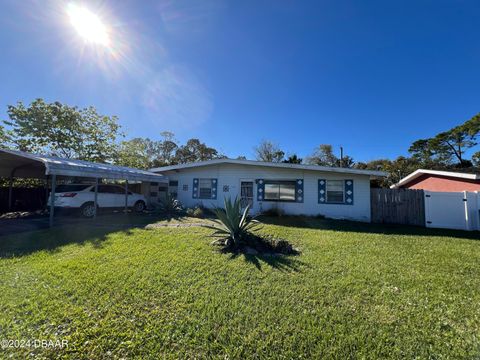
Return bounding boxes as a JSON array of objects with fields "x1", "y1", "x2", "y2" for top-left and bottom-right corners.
[
  {"x1": 4, "y1": 99, "x2": 122, "y2": 162},
  {"x1": 384, "y1": 156, "x2": 421, "y2": 186},
  {"x1": 337, "y1": 155, "x2": 355, "y2": 168},
  {"x1": 409, "y1": 113, "x2": 480, "y2": 167},
  {"x1": 306, "y1": 145, "x2": 355, "y2": 167},
  {"x1": 282, "y1": 154, "x2": 303, "y2": 164},
  {"x1": 472, "y1": 151, "x2": 480, "y2": 167},
  {"x1": 355, "y1": 158, "x2": 390, "y2": 171},
  {"x1": 254, "y1": 140, "x2": 285, "y2": 162},
  {"x1": 0, "y1": 125, "x2": 11, "y2": 148},
  {"x1": 356, "y1": 156, "x2": 421, "y2": 187},
  {"x1": 174, "y1": 138, "x2": 220, "y2": 163},
  {"x1": 157, "y1": 131, "x2": 178, "y2": 166},
  {"x1": 116, "y1": 138, "x2": 163, "y2": 169},
  {"x1": 306, "y1": 144, "x2": 338, "y2": 167}
]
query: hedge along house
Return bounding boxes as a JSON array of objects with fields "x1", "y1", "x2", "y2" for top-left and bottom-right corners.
[{"x1": 151, "y1": 159, "x2": 387, "y2": 222}]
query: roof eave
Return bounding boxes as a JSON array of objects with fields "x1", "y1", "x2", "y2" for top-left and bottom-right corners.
[
  {"x1": 150, "y1": 159, "x2": 388, "y2": 177},
  {"x1": 391, "y1": 169, "x2": 480, "y2": 189}
]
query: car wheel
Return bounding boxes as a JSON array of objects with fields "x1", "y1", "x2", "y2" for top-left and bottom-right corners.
[
  {"x1": 80, "y1": 202, "x2": 97, "y2": 218},
  {"x1": 133, "y1": 200, "x2": 146, "y2": 213}
]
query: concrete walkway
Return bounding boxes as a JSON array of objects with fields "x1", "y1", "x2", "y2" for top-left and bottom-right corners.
[{"x1": 144, "y1": 222, "x2": 210, "y2": 229}]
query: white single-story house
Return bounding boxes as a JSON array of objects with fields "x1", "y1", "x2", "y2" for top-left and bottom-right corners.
[{"x1": 151, "y1": 159, "x2": 386, "y2": 222}]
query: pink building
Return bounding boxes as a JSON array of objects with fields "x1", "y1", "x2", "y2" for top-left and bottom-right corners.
[{"x1": 391, "y1": 169, "x2": 480, "y2": 192}]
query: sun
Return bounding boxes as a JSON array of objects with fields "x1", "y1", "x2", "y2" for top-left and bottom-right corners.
[{"x1": 66, "y1": 4, "x2": 109, "y2": 45}]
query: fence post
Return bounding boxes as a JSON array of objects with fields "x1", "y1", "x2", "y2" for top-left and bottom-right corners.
[
  {"x1": 464, "y1": 191, "x2": 479, "y2": 231},
  {"x1": 464, "y1": 191, "x2": 469, "y2": 230}
]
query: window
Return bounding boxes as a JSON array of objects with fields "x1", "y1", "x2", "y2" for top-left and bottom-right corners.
[
  {"x1": 183, "y1": 184, "x2": 188, "y2": 191},
  {"x1": 169, "y1": 180, "x2": 178, "y2": 187},
  {"x1": 57, "y1": 184, "x2": 90, "y2": 192},
  {"x1": 199, "y1": 179, "x2": 213, "y2": 199},
  {"x1": 158, "y1": 185, "x2": 168, "y2": 192},
  {"x1": 95, "y1": 185, "x2": 124, "y2": 194},
  {"x1": 193, "y1": 178, "x2": 217, "y2": 199},
  {"x1": 263, "y1": 181, "x2": 296, "y2": 202},
  {"x1": 326, "y1": 180, "x2": 344, "y2": 203}
]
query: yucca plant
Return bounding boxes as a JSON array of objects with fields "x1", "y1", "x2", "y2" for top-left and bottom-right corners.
[{"x1": 205, "y1": 197, "x2": 261, "y2": 249}]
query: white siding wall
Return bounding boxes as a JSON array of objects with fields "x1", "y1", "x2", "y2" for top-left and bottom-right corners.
[{"x1": 160, "y1": 164, "x2": 372, "y2": 222}]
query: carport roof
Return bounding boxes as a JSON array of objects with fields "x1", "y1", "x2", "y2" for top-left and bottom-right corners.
[{"x1": 0, "y1": 149, "x2": 167, "y2": 182}]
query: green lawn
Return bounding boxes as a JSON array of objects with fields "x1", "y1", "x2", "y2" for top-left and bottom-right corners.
[{"x1": 1, "y1": 216, "x2": 479, "y2": 359}]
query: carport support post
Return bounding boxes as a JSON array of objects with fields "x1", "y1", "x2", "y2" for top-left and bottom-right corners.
[
  {"x1": 124, "y1": 180, "x2": 128, "y2": 214},
  {"x1": 8, "y1": 175, "x2": 13, "y2": 212},
  {"x1": 44, "y1": 176, "x2": 49, "y2": 210},
  {"x1": 93, "y1": 178, "x2": 98, "y2": 219},
  {"x1": 49, "y1": 174, "x2": 56, "y2": 227}
]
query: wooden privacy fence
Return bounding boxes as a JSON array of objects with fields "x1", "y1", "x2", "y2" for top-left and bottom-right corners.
[{"x1": 371, "y1": 188, "x2": 425, "y2": 226}]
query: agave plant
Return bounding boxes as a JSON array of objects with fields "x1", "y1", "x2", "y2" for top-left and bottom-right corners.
[{"x1": 205, "y1": 197, "x2": 261, "y2": 249}]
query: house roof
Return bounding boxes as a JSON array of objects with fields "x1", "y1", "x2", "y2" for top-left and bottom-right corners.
[
  {"x1": 390, "y1": 169, "x2": 480, "y2": 189},
  {"x1": 150, "y1": 158, "x2": 387, "y2": 177},
  {"x1": 0, "y1": 148, "x2": 167, "y2": 182}
]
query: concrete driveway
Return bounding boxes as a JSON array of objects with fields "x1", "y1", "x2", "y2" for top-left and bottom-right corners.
[
  {"x1": 0, "y1": 216, "x2": 91, "y2": 237},
  {"x1": 0, "y1": 212, "x2": 160, "y2": 237}
]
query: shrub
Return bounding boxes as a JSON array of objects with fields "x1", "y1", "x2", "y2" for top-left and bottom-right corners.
[
  {"x1": 261, "y1": 207, "x2": 285, "y2": 217},
  {"x1": 193, "y1": 207, "x2": 204, "y2": 218},
  {"x1": 262, "y1": 236, "x2": 299, "y2": 255},
  {"x1": 159, "y1": 194, "x2": 182, "y2": 215},
  {"x1": 242, "y1": 234, "x2": 298, "y2": 255},
  {"x1": 186, "y1": 206, "x2": 205, "y2": 218}
]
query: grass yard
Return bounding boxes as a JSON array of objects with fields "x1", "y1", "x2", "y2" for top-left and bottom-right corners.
[{"x1": 0, "y1": 216, "x2": 479, "y2": 359}]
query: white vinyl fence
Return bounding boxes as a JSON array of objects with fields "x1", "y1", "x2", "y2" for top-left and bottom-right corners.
[{"x1": 424, "y1": 191, "x2": 480, "y2": 231}]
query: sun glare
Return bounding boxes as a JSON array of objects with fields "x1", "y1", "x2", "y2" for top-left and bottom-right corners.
[{"x1": 67, "y1": 4, "x2": 109, "y2": 45}]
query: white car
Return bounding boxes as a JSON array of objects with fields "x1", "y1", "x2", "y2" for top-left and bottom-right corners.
[{"x1": 49, "y1": 184, "x2": 147, "y2": 217}]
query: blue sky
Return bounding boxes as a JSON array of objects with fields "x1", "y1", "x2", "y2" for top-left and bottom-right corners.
[{"x1": 1, "y1": 0, "x2": 479, "y2": 161}]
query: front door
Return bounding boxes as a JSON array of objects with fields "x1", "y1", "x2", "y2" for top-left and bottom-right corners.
[{"x1": 240, "y1": 181, "x2": 254, "y2": 209}]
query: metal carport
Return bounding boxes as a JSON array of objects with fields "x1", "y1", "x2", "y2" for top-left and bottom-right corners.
[{"x1": 0, "y1": 149, "x2": 168, "y2": 226}]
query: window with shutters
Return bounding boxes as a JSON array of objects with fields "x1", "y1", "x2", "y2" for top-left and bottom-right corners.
[
  {"x1": 326, "y1": 180, "x2": 344, "y2": 203},
  {"x1": 263, "y1": 181, "x2": 296, "y2": 202},
  {"x1": 199, "y1": 179, "x2": 213, "y2": 199}
]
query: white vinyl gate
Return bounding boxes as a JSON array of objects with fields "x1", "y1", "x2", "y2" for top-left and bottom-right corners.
[{"x1": 424, "y1": 191, "x2": 480, "y2": 231}]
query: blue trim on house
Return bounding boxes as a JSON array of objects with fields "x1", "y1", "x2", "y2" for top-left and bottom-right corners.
[
  {"x1": 318, "y1": 179, "x2": 326, "y2": 203},
  {"x1": 192, "y1": 178, "x2": 199, "y2": 199},
  {"x1": 256, "y1": 179, "x2": 264, "y2": 201},
  {"x1": 211, "y1": 179, "x2": 217, "y2": 199},
  {"x1": 345, "y1": 179, "x2": 354, "y2": 205},
  {"x1": 296, "y1": 179, "x2": 304, "y2": 203}
]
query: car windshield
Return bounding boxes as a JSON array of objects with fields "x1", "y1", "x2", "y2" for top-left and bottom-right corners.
[{"x1": 56, "y1": 185, "x2": 90, "y2": 192}]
